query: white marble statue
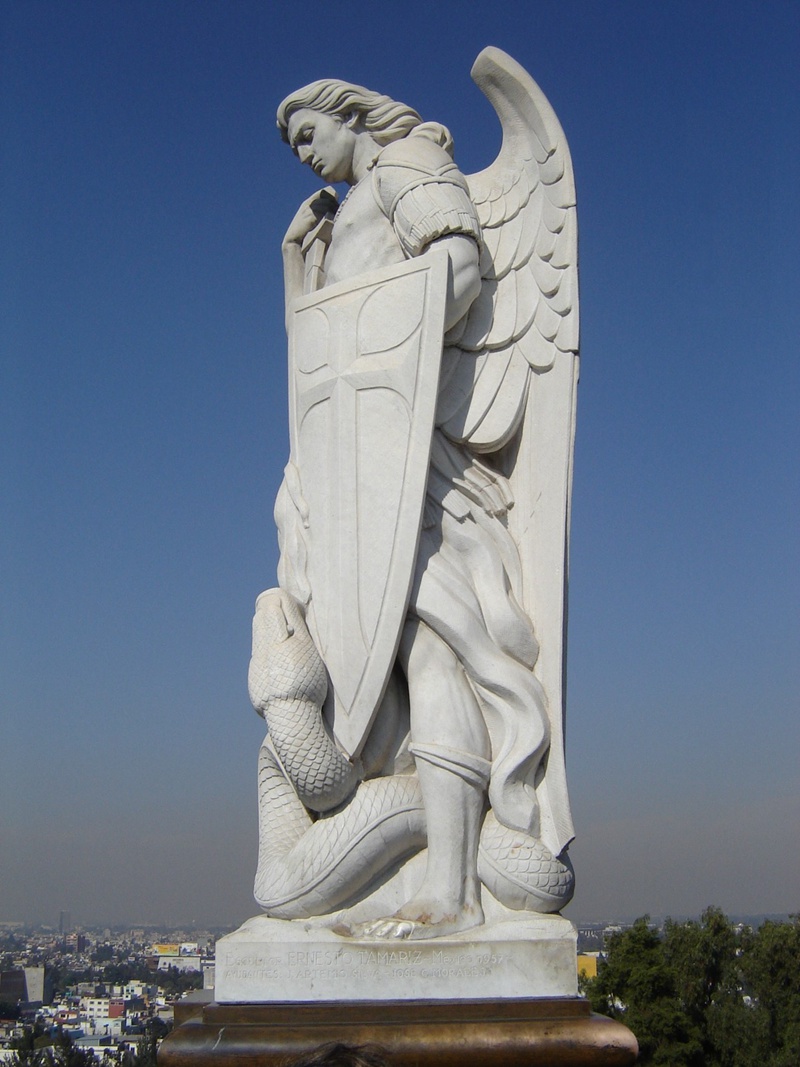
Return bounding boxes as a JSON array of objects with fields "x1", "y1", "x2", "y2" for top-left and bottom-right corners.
[{"x1": 249, "y1": 47, "x2": 579, "y2": 941}]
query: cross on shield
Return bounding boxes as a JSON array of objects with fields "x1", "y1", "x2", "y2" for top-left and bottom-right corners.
[{"x1": 288, "y1": 250, "x2": 448, "y2": 758}]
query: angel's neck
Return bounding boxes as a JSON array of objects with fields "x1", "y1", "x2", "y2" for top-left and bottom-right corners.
[{"x1": 350, "y1": 135, "x2": 381, "y2": 184}]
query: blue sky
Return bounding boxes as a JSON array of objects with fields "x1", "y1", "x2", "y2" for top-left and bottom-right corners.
[{"x1": 2, "y1": 0, "x2": 798, "y2": 927}]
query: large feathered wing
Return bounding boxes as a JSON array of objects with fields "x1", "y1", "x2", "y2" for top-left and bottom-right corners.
[{"x1": 438, "y1": 47, "x2": 579, "y2": 855}]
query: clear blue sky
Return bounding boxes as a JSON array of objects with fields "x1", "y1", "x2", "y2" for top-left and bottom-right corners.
[{"x1": 2, "y1": 0, "x2": 798, "y2": 927}]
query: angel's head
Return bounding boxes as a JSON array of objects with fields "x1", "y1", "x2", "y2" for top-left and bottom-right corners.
[{"x1": 277, "y1": 79, "x2": 452, "y2": 183}]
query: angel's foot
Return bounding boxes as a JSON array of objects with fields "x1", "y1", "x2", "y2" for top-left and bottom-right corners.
[{"x1": 334, "y1": 895, "x2": 484, "y2": 941}]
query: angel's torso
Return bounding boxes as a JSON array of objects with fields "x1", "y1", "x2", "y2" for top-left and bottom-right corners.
[
  {"x1": 320, "y1": 135, "x2": 481, "y2": 289},
  {"x1": 323, "y1": 178, "x2": 405, "y2": 286}
]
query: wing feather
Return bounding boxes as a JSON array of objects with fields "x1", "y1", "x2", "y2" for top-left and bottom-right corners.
[
  {"x1": 436, "y1": 347, "x2": 492, "y2": 425},
  {"x1": 492, "y1": 210, "x2": 526, "y2": 280},
  {"x1": 539, "y1": 149, "x2": 566, "y2": 188},
  {"x1": 516, "y1": 196, "x2": 542, "y2": 264},
  {"x1": 486, "y1": 192, "x2": 509, "y2": 228},
  {"x1": 535, "y1": 222, "x2": 558, "y2": 262},
  {"x1": 513, "y1": 265, "x2": 539, "y2": 338},
  {"x1": 517, "y1": 319, "x2": 556, "y2": 371},
  {"x1": 548, "y1": 269, "x2": 572, "y2": 317},
  {"x1": 541, "y1": 195, "x2": 566, "y2": 235},
  {"x1": 530, "y1": 253, "x2": 562, "y2": 299},
  {"x1": 533, "y1": 291, "x2": 562, "y2": 342},
  {"x1": 458, "y1": 279, "x2": 496, "y2": 349},
  {"x1": 480, "y1": 224, "x2": 503, "y2": 275},
  {"x1": 439, "y1": 344, "x2": 529, "y2": 451},
  {"x1": 488, "y1": 269, "x2": 518, "y2": 343},
  {"x1": 548, "y1": 206, "x2": 576, "y2": 270}
]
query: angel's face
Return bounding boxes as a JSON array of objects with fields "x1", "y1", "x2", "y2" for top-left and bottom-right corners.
[{"x1": 287, "y1": 109, "x2": 357, "y2": 184}]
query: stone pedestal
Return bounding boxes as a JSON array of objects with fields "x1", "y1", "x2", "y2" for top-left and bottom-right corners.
[
  {"x1": 213, "y1": 913, "x2": 579, "y2": 1002},
  {"x1": 163, "y1": 911, "x2": 638, "y2": 1064},
  {"x1": 160, "y1": 998, "x2": 638, "y2": 1066}
]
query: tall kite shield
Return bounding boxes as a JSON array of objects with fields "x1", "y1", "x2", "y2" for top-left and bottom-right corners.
[{"x1": 288, "y1": 250, "x2": 448, "y2": 758}]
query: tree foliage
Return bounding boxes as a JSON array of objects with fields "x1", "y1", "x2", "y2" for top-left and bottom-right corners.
[
  {"x1": 8, "y1": 1021, "x2": 173, "y2": 1067},
  {"x1": 117, "y1": 1020, "x2": 172, "y2": 1067},
  {"x1": 153, "y1": 967, "x2": 202, "y2": 998},
  {"x1": 8, "y1": 1025, "x2": 100, "y2": 1067},
  {"x1": 584, "y1": 909, "x2": 800, "y2": 1067}
]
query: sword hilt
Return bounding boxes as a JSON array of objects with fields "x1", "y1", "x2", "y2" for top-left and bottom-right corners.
[{"x1": 302, "y1": 216, "x2": 334, "y2": 295}]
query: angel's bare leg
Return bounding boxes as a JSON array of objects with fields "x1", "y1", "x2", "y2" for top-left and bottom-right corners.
[{"x1": 347, "y1": 619, "x2": 491, "y2": 940}]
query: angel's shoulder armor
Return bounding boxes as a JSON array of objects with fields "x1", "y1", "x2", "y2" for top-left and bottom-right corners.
[{"x1": 371, "y1": 136, "x2": 482, "y2": 258}]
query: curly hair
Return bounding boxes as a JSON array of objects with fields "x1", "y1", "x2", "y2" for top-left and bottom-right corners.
[{"x1": 277, "y1": 79, "x2": 452, "y2": 154}]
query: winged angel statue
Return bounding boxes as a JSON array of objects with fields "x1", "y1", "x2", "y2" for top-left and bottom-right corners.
[{"x1": 248, "y1": 47, "x2": 579, "y2": 940}]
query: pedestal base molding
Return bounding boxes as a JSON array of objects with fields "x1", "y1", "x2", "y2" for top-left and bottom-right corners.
[{"x1": 160, "y1": 998, "x2": 638, "y2": 1067}]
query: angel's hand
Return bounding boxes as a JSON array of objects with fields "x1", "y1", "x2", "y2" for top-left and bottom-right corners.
[{"x1": 282, "y1": 188, "x2": 338, "y2": 249}]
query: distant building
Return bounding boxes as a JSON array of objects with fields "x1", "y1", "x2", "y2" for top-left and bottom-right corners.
[
  {"x1": 0, "y1": 970, "x2": 25, "y2": 1004},
  {"x1": 111, "y1": 981, "x2": 157, "y2": 1002},
  {"x1": 155, "y1": 955, "x2": 202, "y2": 973},
  {"x1": 150, "y1": 942, "x2": 204, "y2": 974},
  {"x1": 72, "y1": 983, "x2": 98, "y2": 997},
  {"x1": 109, "y1": 999, "x2": 125, "y2": 1020},
  {"x1": 0, "y1": 966, "x2": 48, "y2": 1005},
  {"x1": 151, "y1": 943, "x2": 199, "y2": 957},
  {"x1": 79, "y1": 996, "x2": 125, "y2": 1037}
]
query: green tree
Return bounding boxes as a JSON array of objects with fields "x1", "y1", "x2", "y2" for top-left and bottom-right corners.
[
  {"x1": 739, "y1": 916, "x2": 800, "y2": 1067},
  {"x1": 8, "y1": 1020, "x2": 49, "y2": 1066},
  {"x1": 8, "y1": 1026, "x2": 99, "y2": 1067},
  {"x1": 48, "y1": 1028, "x2": 101, "y2": 1067},
  {"x1": 586, "y1": 916, "x2": 704, "y2": 1065},
  {"x1": 155, "y1": 967, "x2": 202, "y2": 998},
  {"x1": 584, "y1": 910, "x2": 800, "y2": 1067},
  {"x1": 117, "y1": 1020, "x2": 172, "y2": 1067},
  {"x1": 101, "y1": 963, "x2": 153, "y2": 987}
]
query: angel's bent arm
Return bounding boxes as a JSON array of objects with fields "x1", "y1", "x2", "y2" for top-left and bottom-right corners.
[{"x1": 428, "y1": 234, "x2": 481, "y2": 332}]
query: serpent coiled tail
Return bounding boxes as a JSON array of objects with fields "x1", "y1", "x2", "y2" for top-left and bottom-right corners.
[
  {"x1": 249, "y1": 589, "x2": 358, "y2": 812},
  {"x1": 255, "y1": 742, "x2": 426, "y2": 917},
  {"x1": 251, "y1": 588, "x2": 574, "y2": 919},
  {"x1": 478, "y1": 811, "x2": 575, "y2": 911}
]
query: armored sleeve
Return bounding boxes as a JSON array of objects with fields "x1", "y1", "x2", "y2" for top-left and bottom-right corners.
[{"x1": 372, "y1": 137, "x2": 482, "y2": 258}]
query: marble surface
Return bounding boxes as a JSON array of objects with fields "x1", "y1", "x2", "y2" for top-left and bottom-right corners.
[{"x1": 214, "y1": 912, "x2": 578, "y2": 1002}]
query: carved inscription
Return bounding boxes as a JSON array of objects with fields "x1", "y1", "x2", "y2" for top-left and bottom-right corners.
[{"x1": 219, "y1": 945, "x2": 508, "y2": 988}]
